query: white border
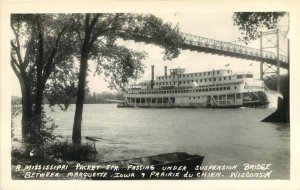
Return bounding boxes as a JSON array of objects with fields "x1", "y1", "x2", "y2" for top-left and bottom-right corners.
[{"x1": 1, "y1": 1, "x2": 300, "y2": 190}]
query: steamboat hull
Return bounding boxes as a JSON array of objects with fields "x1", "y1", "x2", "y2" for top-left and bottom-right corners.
[{"x1": 119, "y1": 91, "x2": 270, "y2": 109}]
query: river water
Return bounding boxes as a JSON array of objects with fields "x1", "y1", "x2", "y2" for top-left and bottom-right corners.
[{"x1": 13, "y1": 104, "x2": 290, "y2": 179}]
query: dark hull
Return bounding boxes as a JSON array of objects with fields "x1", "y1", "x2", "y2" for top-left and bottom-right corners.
[{"x1": 91, "y1": 152, "x2": 205, "y2": 180}]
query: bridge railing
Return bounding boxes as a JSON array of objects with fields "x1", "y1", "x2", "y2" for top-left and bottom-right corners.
[{"x1": 181, "y1": 32, "x2": 288, "y2": 64}]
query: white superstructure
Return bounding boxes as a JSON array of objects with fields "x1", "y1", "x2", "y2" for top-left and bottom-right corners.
[{"x1": 120, "y1": 66, "x2": 269, "y2": 108}]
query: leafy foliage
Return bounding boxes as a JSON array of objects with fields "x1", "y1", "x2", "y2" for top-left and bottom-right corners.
[
  {"x1": 72, "y1": 13, "x2": 184, "y2": 143},
  {"x1": 264, "y1": 74, "x2": 289, "y2": 94},
  {"x1": 233, "y1": 12, "x2": 286, "y2": 43},
  {"x1": 12, "y1": 140, "x2": 96, "y2": 164},
  {"x1": 47, "y1": 140, "x2": 96, "y2": 161},
  {"x1": 11, "y1": 14, "x2": 80, "y2": 141},
  {"x1": 11, "y1": 14, "x2": 78, "y2": 112},
  {"x1": 11, "y1": 101, "x2": 21, "y2": 139},
  {"x1": 72, "y1": 13, "x2": 183, "y2": 90},
  {"x1": 93, "y1": 44, "x2": 146, "y2": 90}
]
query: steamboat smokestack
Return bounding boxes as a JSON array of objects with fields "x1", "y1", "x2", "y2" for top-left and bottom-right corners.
[
  {"x1": 151, "y1": 65, "x2": 154, "y2": 89},
  {"x1": 164, "y1": 66, "x2": 167, "y2": 77}
]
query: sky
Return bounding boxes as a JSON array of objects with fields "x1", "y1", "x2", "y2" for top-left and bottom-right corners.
[{"x1": 11, "y1": 12, "x2": 289, "y2": 96}]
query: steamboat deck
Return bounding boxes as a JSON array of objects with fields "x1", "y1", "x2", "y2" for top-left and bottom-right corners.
[{"x1": 119, "y1": 66, "x2": 271, "y2": 108}]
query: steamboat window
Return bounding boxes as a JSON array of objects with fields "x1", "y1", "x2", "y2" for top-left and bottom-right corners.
[
  {"x1": 200, "y1": 73, "x2": 202, "y2": 76},
  {"x1": 237, "y1": 75, "x2": 243, "y2": 79},
  {"x1": 235, "y1": 86, "x2": 237, "y2": 89},
  {"x1": 227, "y1": 86, "x2": 230, "y2": 90},
  {"x1": 229, "y1": 76, "x2": 231, "y2": 80},
  {"x1": 193, "y1": 97, "x2": 195, "y2": 99},
  {"x1": 208, "y1": 72, "x2": 210, "y2": 75},
  {"x1": 189, "y1": 97, "x2": 191, "y2": 100},
  {"x1": 224, "y1": 77, "x2": 226, "y2": 80},
  {"x1": 246, "y1": 74, "x2": 253, "y2": 78},
  {"x1": 219, "y1": 78, "x2": 221, "y2": 81},
  {"x1": 217, "y1": 71, "x2": 219, "y2": 74},
  {"x1": 214, "y1": 78, "x2": 216, "y2": 81},
  {"x1": 204, "y1": 73, "x2": 206, "y2": 76},
  {"x1": 200, "y1": 79, "x2": 202, "y2": 82},
  {"x1": 209, "y1": 78, "x2": 211, "y2": 82},
  {"x1": 205, "y1": 79, "x2": 207, "y2": 82},
  {"x1": 191, "y1": 74, "x2": 193, "y2": 77}
]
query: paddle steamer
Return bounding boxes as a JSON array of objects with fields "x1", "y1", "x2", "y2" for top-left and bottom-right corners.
[{"x1": 119, "y1": 65, "x2": 270, "y2": 108}]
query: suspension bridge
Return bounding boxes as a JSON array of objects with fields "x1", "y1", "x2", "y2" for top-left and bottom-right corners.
[
  {"x1": 180, "y1": 32, "x2": 288, "y2": 69},
  {"x1": 120, "y1": 28, "x2": 289, "y2": 92}
]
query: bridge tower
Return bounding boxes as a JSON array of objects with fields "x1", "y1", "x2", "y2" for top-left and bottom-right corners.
[{"x1": 260, "y1": 29, "x2": 281, "y2": 92}]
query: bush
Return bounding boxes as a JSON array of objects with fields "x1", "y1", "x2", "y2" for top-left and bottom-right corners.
[
  {"x1": 47, "y1": 140, "x2": 97, "y2": 162},
  {"x1": 27, "y1": 113, "x2": 60, "y2": 145},
  {"x1": 11, "y1": 102, "x2": 21, "y2": 139},
  {"x1": 11, "y1": 140, "x2": 97, "y2": 164}
]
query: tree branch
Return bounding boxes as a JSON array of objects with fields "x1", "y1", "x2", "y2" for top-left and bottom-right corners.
[
  {"x1": 43, "y1": 26, "x2": 66, "y2": 80},
  {"x1": 88, "y1": 14, "x2": 101, "y2": 31},
  {"x1": 11, "y1": 52, "x2": 21, "y2": 69},
  {"x1": 23, "y1": 37, "x2": 35, "y2": 69},
  {"x1": 11, "y1": 41, "x2": 23, "y2": 66},
  {"x1": 11, "y1": 56, "x2": 22, "y2": 81}
]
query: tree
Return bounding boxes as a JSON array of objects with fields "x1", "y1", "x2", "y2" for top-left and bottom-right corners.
[
  {"x1": 11, "y1": 14, "x2": 77, "y2": 142},
  {"x1": 233, "y1": 12, "x2": 289, "y2": 123},
  {"x1": 233, "y1": 12, "x2": 286, "y2": 43},
  {"x1": 72, "y1": 13, "x2": 183, "y2": 144}
]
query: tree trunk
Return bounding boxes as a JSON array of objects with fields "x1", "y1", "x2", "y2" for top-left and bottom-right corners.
[
  {"x1": 72, "y1": 52, "x2": 89, "y2": 144},
  {"x1": 32, "y1": 22, "x2": 45, "y2": 137},
  {"x1": 33, "y1": 81, "x2": 45, "y2": 139},
  {"x1": 72, "y1": 14, "x2": 94, "y2": 144},
  {"x1": 34, "y1": 84, "x2": 44, "y2": 116},
  {"x1": 20, "y1": 79, "x2": 33, "y2": 141}
]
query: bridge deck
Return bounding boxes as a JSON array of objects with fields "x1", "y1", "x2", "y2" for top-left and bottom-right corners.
[
  {"x1": 181, "y1": 33, "x2": 288, "y2": 69},
  {"x1": 118, "y1": 31, "x2": 288, "y2": 68}
]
